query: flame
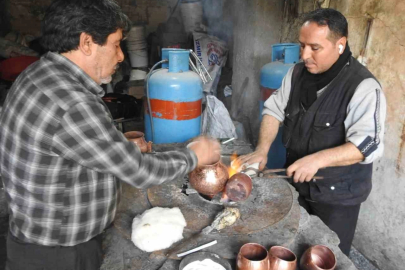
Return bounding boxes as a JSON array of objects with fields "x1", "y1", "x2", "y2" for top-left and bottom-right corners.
[{"x1": 228, "y1": 152, "x2": 239, "y2": 178}]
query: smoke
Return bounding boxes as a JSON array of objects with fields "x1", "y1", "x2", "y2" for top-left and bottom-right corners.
[{"x1": 202, "y1": 0, "x2": 233, "y2": 44}]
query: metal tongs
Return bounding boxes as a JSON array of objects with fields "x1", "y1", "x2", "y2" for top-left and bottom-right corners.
[
  {"x1": 248, "y1": 168, "x2": 324, "y2": 180},
  {"x1": 238, "y1": 163, "x2": 324, "y2": 180}
]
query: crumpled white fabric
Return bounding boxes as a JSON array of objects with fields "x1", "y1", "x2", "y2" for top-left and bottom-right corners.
[{"x1": 131, "y1": 207, "x2": 186, "y2": 252}]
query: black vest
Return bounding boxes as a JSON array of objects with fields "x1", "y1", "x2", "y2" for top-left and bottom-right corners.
[{"x1": 283, "y1": 57, "x2": 378, "y2": 205}]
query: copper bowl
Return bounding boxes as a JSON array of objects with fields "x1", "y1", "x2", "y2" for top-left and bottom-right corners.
[
  {"x1": 300, "y1": 245, "x2": 336, "y2": 270},
  {"x1": 269, "y1": 246, "x2": 297, "y2": 270},
  {"x1": 224, "y1": 172, "x2": 253, "y2": 202},
  {"x1": 124, "y1": 131, "x2": 152, "y2": 153},
  {"x1": 189, "y1": 160, "x2": 229, "y2": 197},
  {"x1": 237, "y1": 243, "x2": 270, "y2": 270}
]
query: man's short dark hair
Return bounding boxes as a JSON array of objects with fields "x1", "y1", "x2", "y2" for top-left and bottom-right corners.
[
  {"x1": 41, "y1": 0, "x2": 131, "y2": 53},
  {"x1": 302, "y1": 8, "x2": 348, "y2": 42}
]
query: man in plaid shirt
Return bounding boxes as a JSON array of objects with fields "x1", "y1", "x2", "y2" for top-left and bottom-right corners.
[{"x1": 0, "y1": 0, "x2": 220, "y2": 269}]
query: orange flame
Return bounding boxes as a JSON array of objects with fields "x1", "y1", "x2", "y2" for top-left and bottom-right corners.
[{"x1": 228, "y1": 152, "x2": 239, "y2": 178}]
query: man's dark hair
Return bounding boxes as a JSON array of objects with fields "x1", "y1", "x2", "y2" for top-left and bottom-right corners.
[
  {"x1": 41, "y1": 0, "x2": 131, "y2": 53},
  {"x1": 302, "y1": 8, "x2": 348, "y2": 41}
]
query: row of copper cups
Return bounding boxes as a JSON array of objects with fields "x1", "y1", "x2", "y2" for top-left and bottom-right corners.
[{"x1": 237, "y1": 243, "x2": 336, "y2": 270}]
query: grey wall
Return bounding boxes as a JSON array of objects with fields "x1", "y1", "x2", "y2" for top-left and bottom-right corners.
[
  {"x1": 5, "y1": 0, "x2": 179, "y2": 37},
  {"x1": 230, "y1": 0, "x2": 284, "y2": 143},
  {"x1": 329, "y1": 1, "x2": 405, "y2": 269}
]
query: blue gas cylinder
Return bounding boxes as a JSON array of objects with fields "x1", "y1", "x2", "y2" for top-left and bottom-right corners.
[
  {"x1": 260, "y1": 43, "x2": 300, "y2": 169},
  {"x1": 145, "y1": 49, "x2": 203, "y2": 143}
]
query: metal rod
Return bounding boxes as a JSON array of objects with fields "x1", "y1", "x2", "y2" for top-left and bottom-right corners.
[
  {"x1": 221, "y1": 137, "x2": 235, "y2": 145},
  {"x1": 199, "y1": 69, "x2": 208, "y2": 84},
  {"x1": 189, "y1": 58, "x2": 198, "y2": 73},
  {"x1": 262, "y1": 174, "x2": 324, "y2": 180},
  {"x1": 189, "y1": 58, "x2": 207, "y2": 84},
  {"x1": 261, "y1": 168, "x2": 286, "y2": 174},
  {"x1": 176, "y1": 240, "x2": 218, "y2": 257},
  {"x1": 189, "y1": 50, "x2": 212, "y2": 81}
]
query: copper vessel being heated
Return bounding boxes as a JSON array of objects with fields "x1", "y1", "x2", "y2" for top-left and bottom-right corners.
[
  {"x1": 300, "y1": 245, "x2": 336, "y2": 270},
  {"x1": 189, "y1": 160, "x2": 229, "y2": 197},
  {"x1": 124, "y1": 131, "x2": 152, "y2": 153},
  {"x1": 224, "y1": 172, "x2": 253, "y2": 202},
  {"x1": 236, "y1": 243, "x2": 270, "y2": 270},
  {"x1": 268, "y1": 246, "x2": 297, "y2": 270}
]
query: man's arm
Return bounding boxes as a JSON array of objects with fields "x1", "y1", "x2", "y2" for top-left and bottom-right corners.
[
  {"x1": 235, "y1": 115, "x2": 280, "y2": 170},
  {"x1": 52, "y1": 101, "x2": 219, "y2": 188},
  {"x1": 286, "y1": 142, "x2": 364, "y2": 182},
  {"x1": 234, "y1": 67, "x2": 294, "y2": 170}
]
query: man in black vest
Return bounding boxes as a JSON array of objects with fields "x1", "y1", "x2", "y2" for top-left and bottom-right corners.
[{"x1": 236, "y1": 8, "x2": 386, "y2": 255}]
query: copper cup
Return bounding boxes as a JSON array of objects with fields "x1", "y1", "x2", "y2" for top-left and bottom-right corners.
[
  {"x1": 224, "y1": 172, "x2": 253, "y2": 202},
  {"x1": 237, "y1": 243, "x2": 270, "y2": 270},
  {"x1": 124, "y1": 131, "x2": 152, "y2": 153},
  {"x1": 268, "y1": 246, "x2": 297, "y2": 270},
  {"x1": 300, "y1": 245, "x2": 336, "y2": 270}
]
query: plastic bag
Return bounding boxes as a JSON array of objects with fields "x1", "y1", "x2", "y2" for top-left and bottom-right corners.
[
  {"x1": 193, "y1": 32, "x2": 228, "y2": 96},
  {"x1": 202, "y1": 95, "x2": 237, "y2": 139}
]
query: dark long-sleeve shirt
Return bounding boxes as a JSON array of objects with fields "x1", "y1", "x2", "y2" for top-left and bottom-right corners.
[{"x1": 0, "y1": 52, "x2": 197, "y2": 246}]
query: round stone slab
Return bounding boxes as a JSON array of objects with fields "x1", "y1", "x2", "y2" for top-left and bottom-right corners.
[{"x1": 147, "y1": 176, "x2": 293, "y2": 236}]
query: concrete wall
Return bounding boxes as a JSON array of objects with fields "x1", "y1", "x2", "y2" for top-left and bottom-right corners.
[
  {"x1": 328, "y1": 1, "x2": 405, "y2": 269},
  {"x1": 230, "y1": 0, "x2": 284, "y2": 143},
  {"x1": 6, "y1": 0, "x2": 51, "y2": 36},
  {"x1": 5, "y1": 0, "x2": 179, "y2": 37}
]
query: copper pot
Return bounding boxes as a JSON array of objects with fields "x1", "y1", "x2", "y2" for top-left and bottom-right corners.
[
  {"x1": 300, "y1": 245, "x2": 336, "y2": 270},
  {"x1": 237, "y1": 243, "x2": 270, "y2": 270},
  {"x1": 269, "y1": 246, "x2": 297, "y2": 270},
  {"x1": 124, "y1": 131, "x2": 152, "y2": 153},
  {"x1": 224, "y1": 172, "x2": 253, "y2": 202},
  {"x1": 189, "y1": 160, "x2": 229, "y2": 197}
]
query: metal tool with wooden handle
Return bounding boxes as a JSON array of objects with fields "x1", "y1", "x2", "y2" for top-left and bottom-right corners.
[
  {"x1": 260, "y1": 168, "x2": 324, "y2": 180},
  {"x1": 240, "y1": 167, "x2": 324, "y2": 180}
]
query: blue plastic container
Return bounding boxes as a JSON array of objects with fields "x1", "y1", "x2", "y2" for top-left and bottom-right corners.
[
  {"x1": 145, "y1": 49, "x2": 203, "y2": 143},
  {"x1": 260, "y1": 43, "x2": 300, "y2": 169}
]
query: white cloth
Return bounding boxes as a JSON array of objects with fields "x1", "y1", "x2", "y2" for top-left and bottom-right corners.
[{"x1": 131, "y1": 207, "x2": 186, "y2": 252}]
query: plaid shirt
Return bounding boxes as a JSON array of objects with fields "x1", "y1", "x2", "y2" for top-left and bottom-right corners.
[{"x1": 0, "y1": 52, "x2": 197, "y2": 246}]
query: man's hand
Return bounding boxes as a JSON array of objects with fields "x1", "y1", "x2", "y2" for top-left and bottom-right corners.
[
  {"x1": 188, "y1": 136, "x2": 221, "y2": 166},
  {"x1": 231, "y1": 115, "x2": 280, "y2": 171},
  {"x1": 286, "y1": 154, "x2": 322, "y2": 183},
  {"x1": 233, "y1": 148, "x2": 268, "y2": 171},
  {"x1": 286, "y1": 143, "x2": 365, "y2": 182}
]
